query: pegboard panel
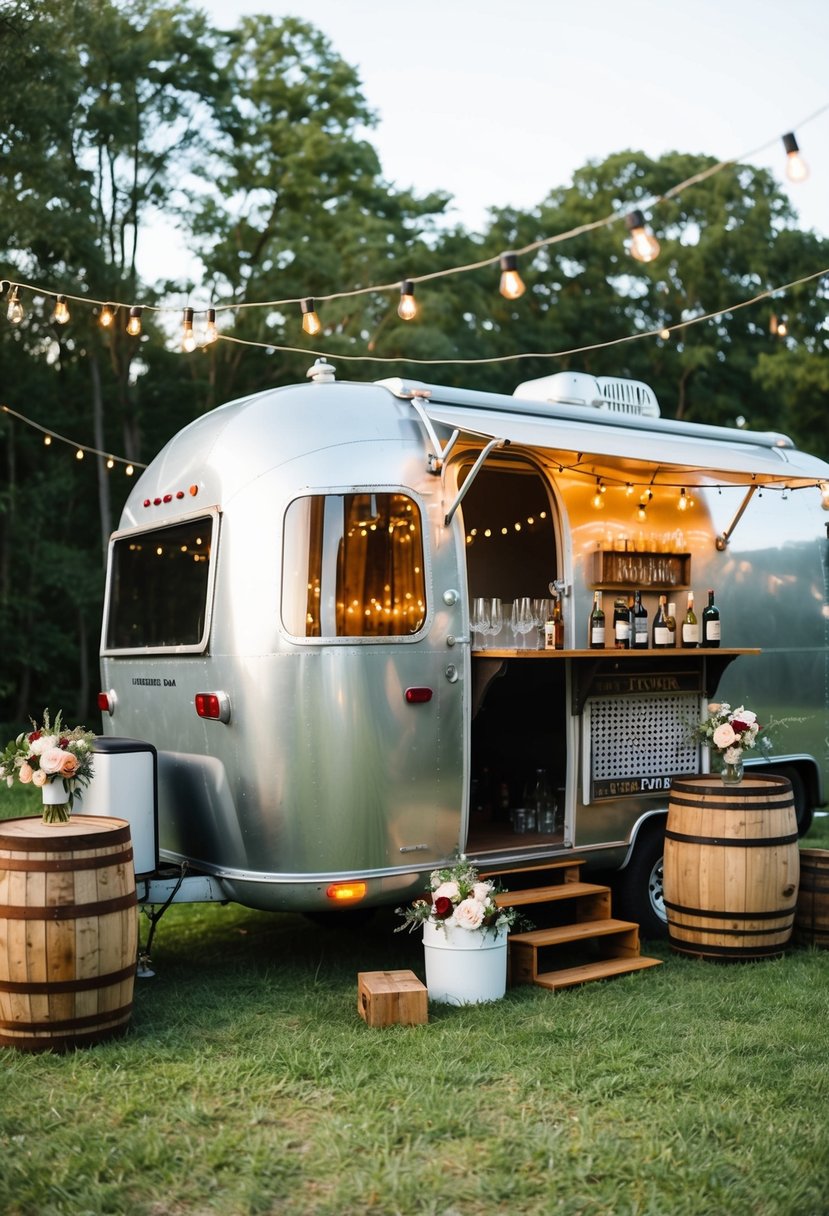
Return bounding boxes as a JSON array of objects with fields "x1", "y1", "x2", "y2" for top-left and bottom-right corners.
[{"x1": 586, "y1": 692, "x2": 700, "y2": 783}]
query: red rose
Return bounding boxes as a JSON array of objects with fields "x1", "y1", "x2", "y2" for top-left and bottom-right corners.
[
  {"x1": 28, "y1": 730, "x2": 42, "y2": 743},
  {"x1": 433, "y1": 896, "x2": 453, "y2": 918},
  {"x1": 731, "y1": 719, "x2": 749, "y2": 735}
]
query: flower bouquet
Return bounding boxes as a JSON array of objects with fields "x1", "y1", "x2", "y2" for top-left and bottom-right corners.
[
  {"x1": 0, "y1": 710, "x2": 95, "y2": 823},
  {"x1": 395, "y1": 854, "x2": 519, "y2": 937},
  {"x1": 692, "y1": 701, "x2": 765, "y2": 783}
]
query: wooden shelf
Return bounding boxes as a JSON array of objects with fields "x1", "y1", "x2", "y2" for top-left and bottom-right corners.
[
  {"x1": 472, "y1": 647, "x2": 759, "y2": 659},
  {"x1": 591, "y1": 549, "x2": 691, "y2": 590}
]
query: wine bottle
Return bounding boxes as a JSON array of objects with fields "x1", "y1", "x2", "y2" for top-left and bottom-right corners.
[
  {"x1": 701, "y1": 588, "x2": 721, "y2": 647},
  {"x1": 632, "y1": 590, "x2": 648, "y2": 649},
  {"x1": 666, "y1": 601, "x2": 677, "y2": 647},
  {"x1": 588, "y1": 591, "x2": 605, "y2": 649},
  {"x1": 613, "y1": 596, "x2": 630, "y2": 649},
  {"x1": 652, "y1": 595, "x2": 671, "y2": 648},
  {"x1": 682, "y1": 591, "x2": 699, "y2": 647},
  {"x1": 552, "y1": 596, "x2": 564, "y2": 650}
]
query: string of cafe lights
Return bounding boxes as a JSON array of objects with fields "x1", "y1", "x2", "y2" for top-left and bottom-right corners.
[
  {"x1": 1, "y1": 108, "x2": 826, "y2": 347},
  {"x1": 0, "y1": 403, "x2": 145, "y2": 474}
]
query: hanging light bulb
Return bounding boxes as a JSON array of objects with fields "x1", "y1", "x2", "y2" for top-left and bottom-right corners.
[
  {"x1": 99, "y1": 303, "x2": 115, "y2": 328},
  {"x1": 777, "y1": 316, "x2": 789, "y2": 338},
  {"x1": 204, "y1": 307, "x2": 218, "y2": 345},
  {"x1": 398, "y1": 280, "x2": 417, "y2": 321},
  {"x1": 301, "y1": 298, "x2": 321, "y2": 336},
  {"x1": 181, "y1": 307, "x2": 196, "y2": 352},
  {"x1": 592, "y1": 479, "x2": 606, "y2": 509},
  {"x1": 126, "y1": 306, "x2": 143, "y2": 337},
  {"x1": 637, "y1": 501, "x2": 648, "y2": 523},
  {"x1": 106, "y1": 457, "x2": 115, "y2": 469},
  {"x1": 625, "y1": 209, "x2": 660, "y2": 263},
  {"x1": 75, "y1": 448, "x2": 84, "y2": 461},
  {"x1": 782, "y1": 132, "x2": 809, "y2": 183},
  {"x1": 678, "y1": 488, "x2": 688, "y2": 512},
  {"x1": 6, "y1": 285, "x2": 24, "y2": 324},
  {"x1": 43, "y1": 435, "x2": 52, "y2": 447},
  {"x1": 659, "y1": 327, "x2": 671, "y2": 341},
  {"x1": 52, "y1": 294, "x2": 70, "y2": 325},
  {"x1": 499, "y1": 253, "x2": 525, "y2": 300}
]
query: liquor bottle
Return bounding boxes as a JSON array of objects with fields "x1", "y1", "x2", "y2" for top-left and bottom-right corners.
[
  {"x1": 666, "y1": 601, "x2": 677, "y2": 647},
  {"x1": 632, "y1": 590, "x2": 649, "y2": 649},
  {"x1": 701, "y1": 588, "x2": 721, "y2": 647},
  {"x1": 613, "y1": 597, "x2": 630, "y2": 649},
  {"x1": 545, "y1": 595, "x2": 564, "y2": 650},
  {"x1": 588, "y1": 591, "x2": 605, "y2": 648},
  {"x1": 682, "y1": 591, "x2": 699, "y2": 647},
  {"x1": 652, "y1": 595, "x2": 671, "y2": 648}
]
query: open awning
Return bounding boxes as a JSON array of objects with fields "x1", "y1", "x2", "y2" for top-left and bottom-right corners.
[{"x1": 423, "y1": 401, "x2": 829, "y2": 490}]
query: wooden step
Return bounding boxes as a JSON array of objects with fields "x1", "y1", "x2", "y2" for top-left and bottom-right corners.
[
  {"x1": 533, "y1": 956, "x2": 663, "y2": 992},
  {"x1": 510, "y1": 917, "x2": 641, "y2": 948},
  {"x1": 480, "y1": 858, "x2": 587, "y2": 880},
  {"x1": 495, "y1": 880, "x2": 610, "y2": 908},
  {"x1": 509, "y1": 918, "x2": 643, "y2": 985}
]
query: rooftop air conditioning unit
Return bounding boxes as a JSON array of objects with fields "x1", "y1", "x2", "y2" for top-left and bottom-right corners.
[{"x1": 514, "y1": 371, "x2": 660, "y2": 418}]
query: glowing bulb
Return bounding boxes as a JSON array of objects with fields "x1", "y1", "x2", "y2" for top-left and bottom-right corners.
[
  {"x1": 301, "y1": 298, "x2": 321, "y2": 336},
  {"x1": 659, "y1": 327, "x2": 670, "y2": 340},
  {"x1": 678, "y1": 488, "x2": 688, "y2": 511},
  {"x1": 127, "y1": 306, "x2": 143, "y2": 337},
  {"x1": 204, "y1": 307, "x2": 218, "y2": 344},
  {"x1": 625, "y1": 210, "x2": 660, "y2": 263},
  {"x1": 106, "y1": 457, "x2": 114, "y2": 469},
  {"x1": 52, "y1": 295, "x2": 70, "y2": 325},
  {"x1": 99, "y1": 302, "x2": 115, "y2": 328},
  {"x1": 44, "y1": 435, "x2": 52, "y2": 446},
  {"x1": 75, "y1": 448, "x2": 84, "y2": 460},
  {"x1": 637, "y1": 502, "x2": 647, "y2": 523},
  {"x1": 777, "y1": 317, "x2": 788, "y2": 338},
  {"x1": 125, "y1": 464, "x2": 134, "y2": 476},
  {"x1": 499, "y1": 252, "x2": 525, "y2": 300},
  {"x1": 782, "y1": 132, "x2": 809, "y2": 183},
  {"x1": 6, "y1": 285, "x2": 23, "y2": 324},
  {"x1": 592, "y1": 479, "x2": 606, "y2": 509},
  {"x1": 398, "y1": 280, "x2": 417, "y2": 321},
  {"x1": 182, "y1": 307, "x2": 196, "y2": 352}
]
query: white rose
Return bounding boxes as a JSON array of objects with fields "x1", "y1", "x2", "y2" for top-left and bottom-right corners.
[
  {"x1": 432, "y1": 881, "x2": 459, "y2": 904},
  {"x1": 739, "y1": 710, "x2": 757, "y2": 724},
  {"x1": 39, "y1": 747, "x2": 68, "y2": 775},
  {"x1": 472, "y1": 882, "x2": 493, "y2": 903},
  {"x1": 713, "y1": 723, "x2": 737, "y2": 749},
  {"x1": 453, "y1": 898, "x2": 486, "y2": 930},
  {"x1": 28, "y1": 734, "x2": 58, "y2": 757}
]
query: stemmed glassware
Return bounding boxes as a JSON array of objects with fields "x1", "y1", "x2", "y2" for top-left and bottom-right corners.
[
  {"x1": 532, "y1": 598, "x2": 553, "y2": 649},
  {"x1": 510, "y1": 597, "x2": 534, "y2": 648},
  {"x1": 470, "y1": 597, "x2": 490, "y2": 648},
  {"x1": 488, "y1": 598, "x2": 504, "y2": 648}
]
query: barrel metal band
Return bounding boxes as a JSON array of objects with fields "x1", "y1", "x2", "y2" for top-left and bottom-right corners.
[
  {"x1": 0, "y1": 846, "x2": 134, "y2": 873},
  {"x1": 0, "y1": 1003, "x2": 133, "y2": 1032},
  {"x1": 0, "y1": 962, "x2": 137, "y2": 994},
  {"x1": 668, "y1": 794, "x2": 793, "y2": 811},
  {"x1": 0, "y1": 824, "x2": 132, "y2": 851},
  {"x1": 668, "y1": 936, "x2": 787, "y2": 957},
  {"x1": 0, "y1": 891, "x2": 137, "y2": 920},
  {"x1": 664, "y1": 829, "x2": 798, "y2": 847},
  {"x1": 664, "y1": 898, "x2": 796, "y2": 921}
]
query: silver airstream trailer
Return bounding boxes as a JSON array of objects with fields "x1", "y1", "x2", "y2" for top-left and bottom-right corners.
[{"x1": 94, "y1": 364, "x2": 829, "y2": 937}]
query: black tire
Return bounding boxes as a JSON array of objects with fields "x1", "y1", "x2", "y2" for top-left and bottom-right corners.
[{"x1": 613, "y1": 823, "x2": 668, "y2": 941}]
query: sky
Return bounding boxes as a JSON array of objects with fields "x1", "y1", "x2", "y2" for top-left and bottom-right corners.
[{"x1": 166, "y1": 0, "x2": 829, "y2": 284}]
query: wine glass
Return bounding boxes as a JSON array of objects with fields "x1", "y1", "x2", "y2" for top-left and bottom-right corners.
[
  {"x1": 488, "y1": 598, "x2": 503, "y2": 648},
  {"x1": 510, "y1": 597, "x2": 533, "y2": 649},
  {"x1": 470, "y1": 597, "x2": 489, "y2": 648},
  {"x1": 532, "y1": 598, "x2": 553, "y2": 649}
]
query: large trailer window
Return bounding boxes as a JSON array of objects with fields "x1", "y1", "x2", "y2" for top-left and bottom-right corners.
[
  {"x1": 283, "y1": 492, "x2": 426, "y2": 638},
  {"x1": 104, "y1": 516, "x2": 214, "y2": 652}
]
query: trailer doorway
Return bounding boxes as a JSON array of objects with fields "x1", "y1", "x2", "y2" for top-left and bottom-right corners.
[{"x1": 458, "y1": 457, "x2": 568, "y2": 853}]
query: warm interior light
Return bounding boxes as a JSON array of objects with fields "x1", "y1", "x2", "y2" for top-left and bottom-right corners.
[
  {"x1": 204, "y1": 307, "x2": 218, "y2": 344},
  {"x1": 326, "y1": 881, "x2": 368, "y2": 903},
  {"x1": 6, "y1": 285, "x2": 24, "y2": 324},
  {"x1": 637, "y1": 502, "x2": 647, "y2": 522},
  {"x1": 99, "y1": 302, "x2": 115, "y2": 328},
  {"x1": 499, "y1": 252, "x2": 526, "y2": 300},
  {"x1": 182, "y1": 306, "x2": 196, "y2": 352},
  {"x1": 127, "y1": 306, "x2": 143, "y2": 337},
  {"x1": 783, "y1": 132, "x2": 809, "y2": 183},
  {"x1": 301, "y1": 298, "x2": 322, "y2": 336},
  {"x1": 592, "y1": 479, "x2": 606, "y2": 509},
  {"x1": 625, "y1": 210, "x2": 660, "y2": 263},
  {"x1": 52, "y1": 294, "x2": 70, "y2": 324},
  {"x1": 678, "y1": 488, "x2": 688, "y2": 511},
  {"x1": 398, "y1": 279, "x2": 417, "y2": 321}
]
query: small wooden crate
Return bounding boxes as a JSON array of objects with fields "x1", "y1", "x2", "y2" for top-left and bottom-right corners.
[{"x1": 357, "y1": 970, "x2": 428, "y2": 1027}]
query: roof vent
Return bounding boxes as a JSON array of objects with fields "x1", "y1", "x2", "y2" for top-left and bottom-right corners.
[
  {"x1": 307, "y1": 358, "x2": 336, "y2": 384},
  {"x1": 514, "y1": 371, "x2": 660, "y2": 417}
]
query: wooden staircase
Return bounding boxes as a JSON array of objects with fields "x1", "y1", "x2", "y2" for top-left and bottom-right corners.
[{"x1": 481, "y1": 858, "x2": 662, "y2": 992}]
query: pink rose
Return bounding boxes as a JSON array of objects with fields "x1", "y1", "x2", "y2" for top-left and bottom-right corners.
[
  {"x1": 58, "y1": 753, "x2": 79, "y2": 779},
  {"x1": 713, "y1": 723, "x2": 736, "y2": 749},
  {"x1": 40, "y1": 747, "x2": 68, "y2": 775},
  {"x1": 18, "y1": 763, "x2": 33, "y2": 784},
  {"x1": 32, "y1": 769, "x2": 47, "y2": 788},
  {"x1": 453, "y1": 898, "x2": 486, "y2": 930}
]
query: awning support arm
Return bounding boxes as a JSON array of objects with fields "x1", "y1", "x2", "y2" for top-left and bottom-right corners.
[
  {"x1": 408, "y1": 396, "x2": 460, "y2": 474},
  {"x1": 444, "y1": 437, "x2": 509, "y2": 525},
  {"x1": 715, "y1": 484, "x2": 758, "y2": 550}
]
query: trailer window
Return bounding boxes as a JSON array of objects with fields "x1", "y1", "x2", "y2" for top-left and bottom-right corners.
[
  {"x1": 283, "y1": 492, "x2": 426, "y2": 638},
  {"x1": 104, "y1": 517, "x2": 214, "y2": 651}
]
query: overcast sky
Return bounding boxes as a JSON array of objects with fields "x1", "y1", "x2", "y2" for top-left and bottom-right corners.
[{"x1": 186, "y1": 0, "x2": 828, "y2": 252}]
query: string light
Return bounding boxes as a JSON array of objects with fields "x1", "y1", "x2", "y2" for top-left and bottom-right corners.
[
  {"x1": 782, "y1": 132, "x2": 809, "y2": 182},
  {"x1": 592, "y1": 478, "x2": 606, "y2": 509},
  {"x1": 499, "y1": 253, "x2": 526, "y2": 300},
  {"x1": 99, "y1": 302, "x2": 115, "y2": 328},
  {"x1": 301, "y1": 298, "x2": 322, "y2": 336},
  {"x1": 6, "y1": 285, "x2": 23, "y2": 324},
  {"x1": 625, "y1": 210, "x2": 660, "y2": 263},
  {"x1": 51, "y1": 295, "x2": 70, "y2": 325},
  {"x1": 398, "y1": 280, "x2": 417, "y2": 321},
  {"x1": 181, "y1": 307, "x2": 196, "y2": 352},
  {"x1": 777, "y1": 316, "x2": 789, "y2": 337},
  {"x1": 678, "y1": 487, "x2": 688, "y2": 511},
  {"x1": 0, "y1": 403, "x2": 146, "y2": 472},
  {"x1": 204, "y1": 308, "x2": 218, "y2": 345},
  {"x1": 637, "y1": 501, "x2": 648, "y2": 523},
  {"x1": 127, "y1": 306, "x2": 143, "y2": 337}
]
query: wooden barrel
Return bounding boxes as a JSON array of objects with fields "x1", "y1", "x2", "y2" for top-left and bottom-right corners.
[
  {"x1": 794, "y1": 848, "x2": 829, "y2": 948},
  {"x1": 0, "y1": 815, "x2": 137, "y2": 1052},
  {"x1": 663, "y1": 774, "x2": 799, "y2": 961}
]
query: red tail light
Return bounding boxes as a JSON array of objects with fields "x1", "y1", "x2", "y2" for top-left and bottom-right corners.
[
  {"x1": 194, "y1": 691, "x2": 231, "y2": 723},
  {"x1": 97, "y1": 691, "x2": 115, "y2": 714},
  {"x1": 405, "y1": 687, "x2": 433, "y2": 704}
]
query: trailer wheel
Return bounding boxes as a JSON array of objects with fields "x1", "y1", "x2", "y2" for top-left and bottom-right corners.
[{"x1": 614, "y1": 824, "x2": 668, "y2": 941}]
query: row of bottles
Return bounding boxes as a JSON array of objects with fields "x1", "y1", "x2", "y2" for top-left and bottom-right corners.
[{"x1": 589, "y1": 589, "x2": 720, "y2": 649}]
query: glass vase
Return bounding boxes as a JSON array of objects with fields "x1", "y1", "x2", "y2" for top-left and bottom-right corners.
[
  {"x1": 41, "y1": 778, "x2": 71, "y2": 824},
  {"x1": 720, "y1": 758, "x2": 744, "y2": 786}
]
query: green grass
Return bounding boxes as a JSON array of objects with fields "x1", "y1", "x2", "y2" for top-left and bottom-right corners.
[{"x1": 1, "y1": 783, "x2": 828, "y2": 1215}]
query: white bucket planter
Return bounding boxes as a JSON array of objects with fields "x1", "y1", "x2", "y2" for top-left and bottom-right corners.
[{"x1": 422, "y1": 920, "x2": 509, "y2": 1005}]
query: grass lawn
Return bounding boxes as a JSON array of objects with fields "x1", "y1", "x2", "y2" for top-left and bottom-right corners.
[{"x1": 1, "y1": 785, "x2": 828, "y2": 1215}]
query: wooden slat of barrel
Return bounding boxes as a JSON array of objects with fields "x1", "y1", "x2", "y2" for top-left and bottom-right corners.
[
  {"x1": 794, "y1": 849, "x2": 829, "y2": 948},
  {"x1": 664, "y1": 774, "x2": 799, "y2": 961},
  {"x1": 0, "y1": 815, "x2": 138, "y2": 1052}
]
